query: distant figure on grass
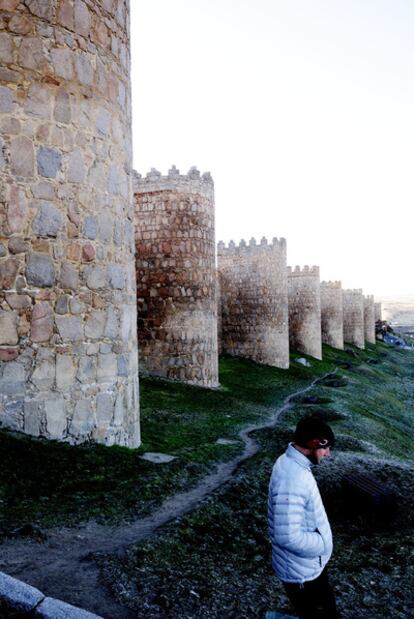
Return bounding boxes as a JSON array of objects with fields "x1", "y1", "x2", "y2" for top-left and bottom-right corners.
[{"x1": 268, "y1": 416, "x2": 339, "y2": 619}]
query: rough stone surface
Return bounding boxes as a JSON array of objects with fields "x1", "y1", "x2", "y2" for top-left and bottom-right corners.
[
  {"x1": 288, "y1": 266, "x2": 322, "y2": 360},
  {"x1": 26, "y1": 253, "x2": 55, "y2": 287},
  {"x1": 35, "y1": 596, "x2": 104, "y2": 619},
  {"x1": 375, "y1": 302, "x2": 382, "y2": 322},
  {"x1": 218, "y1": 237, "x2": 289, "y2": 369},
  {"x1": 364, "y1": 295, "x2": 376, "y2": 344},
  {"x1": 320, "y1": 281, "x2": 344, "y2": 350},
  {"x1": 134, "y1": 168, "x2": 219, "y2": 387},
  {"x1": 343, "y1": 289, "x2": 365, "y2": 349},
  {"x1": 0, "y1": 571, "x2": 44, "y2": 612},
  {"x1": 139, "y1": 452, "x2": 177, "y2": 464},
  {"x1": 0, "y1": 0, "x2": 139, "y2": 448}
]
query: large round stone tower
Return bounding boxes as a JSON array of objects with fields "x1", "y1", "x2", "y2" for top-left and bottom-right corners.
[
  {"x1": 134, "y1": 166, "x2": 219, "y2": 388},
  {"x1": 343, "y1": 289, "x2": 365, "y2": 349},
  {"x1": 320, "y1": 281, "x2": 344, "y2": 350},
  {"x1": 217, "y1": 237, "x2": 289, "y2": 369},
  {"x1": 287, "y1": 265, "x2": 322, "y2": 360},
  {"x1": 0, "y1": 1, "x2": 140, "y2": 447}
]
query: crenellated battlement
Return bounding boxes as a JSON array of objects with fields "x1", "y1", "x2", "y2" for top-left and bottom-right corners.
[
  {"x1": 133, "y1": 166, "x2": 214, "y2": 199},
  {"x1": 321, "y1": 280, "x2": 342, "y2": 289},
  {"x1": 287, "y1": 265, "x2": 320, "y2": 277},
  {"x1": 364, "y1": 294, "x2": 374, "y2": 301},
  {"x1": 217, "y1": 236, "x2": 286, "y2": 256},
  {"x1": 344, "y1": 288, "x2": 363, "y2": 295}
]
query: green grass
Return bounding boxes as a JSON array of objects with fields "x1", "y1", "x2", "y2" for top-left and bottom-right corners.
[{"x1": 100, "y1": 341, "x2": 414, "y2": 619}]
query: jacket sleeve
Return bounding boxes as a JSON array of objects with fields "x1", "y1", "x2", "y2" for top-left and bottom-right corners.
[{"x1": 270, "y1": 481, "x2": 325, "y2": 558}]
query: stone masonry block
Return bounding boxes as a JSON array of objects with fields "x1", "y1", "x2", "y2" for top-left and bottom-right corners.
[
  {"x1": 85, "y1": 310, "x2": 106, "y2": 339},
  {"x1": 70, "y1": 399, "x2": 95, "y2": 436},
  {"x1": 45, "y1": 395, "x2": 66, "y2": 439},
  {"x1": 7, "y1": 186, "x2": 28, "y2": 235},
  {"x1": 0, "y1": 309, "x2": 18, "y2": 345},
  {"x1": 10, "y1": 136, "x2": 35, "y2": 177},
  {"x1": 56, "y1": 354, "x2": 76, "y2": 391},
  {"x1": 0, "y1": 258, "x2": 19, "y2": 289},
  {"x1": 37, "y1": 147, "x2": 62, "y2": 178},
  {"x1": 0, "y1": 571, "x2": 44, "y2": 613},
  {"x1": 0, "y1": 86, "x2": 13, "y2": 112},
  {"x1": 55, "y1": 316, "x2": 84, "y2": 342},
  {"x1": 30, "y1": 302, "x2": 54, "y2": 343},
  {"x1": 32, "y1": 201, "x2": 63, "y2": 237},
  {"x1": 35, "y1": 596, "x2": 104, "y2": 619},
  {"x1": 59, "y1": 261, "x2": 79, "y2": 290},
  {"x1": 26, "y1": 253, "x2": 55, "y2": 287}
]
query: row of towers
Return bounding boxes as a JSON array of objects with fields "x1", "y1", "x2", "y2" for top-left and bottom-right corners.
[{"x1": 134, "y1": 168, "x2": 381, "y2": 389}]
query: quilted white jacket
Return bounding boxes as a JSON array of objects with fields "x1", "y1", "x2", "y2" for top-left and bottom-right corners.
[{"x1": 268, "y1": 443, "x2": 333, "y2": 583}]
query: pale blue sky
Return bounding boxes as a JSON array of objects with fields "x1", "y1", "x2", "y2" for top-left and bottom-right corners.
[{"x1": 130, "y1": 1, "x2": 414, "y2": 298}]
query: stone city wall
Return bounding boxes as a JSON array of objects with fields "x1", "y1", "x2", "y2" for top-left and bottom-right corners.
[
  {"x1": 364, "y1": 295, "x2": 376, "y2": 344},
  {"x1": 217, "y1": 237, "x2": 289, "y2": 368},
  {"x1": 0, "y1": 0, "x2": 140, "y2": 447},
  {"x1": 375, "y1": 301, "x2": 382, "y2": 322},
  {"x1": 343, "y1": 289, "x2": 365, "y2": 349},
  {"x1": 134, "y1": 166, "x2": 219, "y2": 387},
  {"x1": 287, "y1": 266, "x2": 322, "y2": 360},
  {"x1": 320, "y1": 281, "x2": 344, "y2": 350}
]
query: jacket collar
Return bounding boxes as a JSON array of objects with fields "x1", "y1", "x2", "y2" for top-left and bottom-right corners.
[{"x1": 286, "y1": 442, "x2": 314, "y2": 469}]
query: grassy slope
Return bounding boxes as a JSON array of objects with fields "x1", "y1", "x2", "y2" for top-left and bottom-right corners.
[
  {"x1": 100, "y1": 342, "x2": 414, "y2": 619},
  {"x1": 0, "y1": 350, "x2": 333, "y2": 535}
]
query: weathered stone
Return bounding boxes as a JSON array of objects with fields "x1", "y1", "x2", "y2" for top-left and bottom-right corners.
[
  {"x1": 104, "y1": 305, "x2": 118, "y2": 339},
  {"x1": 59, "y1": 261, "x2": 79, "y2": 290},
  {"x1": 50, "y1": 47, "x2": 73, "y2": 81},
  {"x1": 74, "y1": 0, "x2": 91, "y2": 37},
  {"x1": 83, "y1": 215, "x2": 97, "y2": 239},
  {"x1": 1, "y1": 116, "x2": 20, "y2": 134},
  {"x1": 57, "y1": 0, "x2": 74, "y2": 30},
  {"x1": 85, "y1": 310, "x2": 106, "y2": 339},
  {"x1": 7, "y1": 186, "x2": 28, "y2": 234},
  {"x1": 75, "y1": 52, "x2": 93, "y2": 86},
  {"x1": 99, "y1": 343, "x2": 111, "y2": 354},
  {"x1": 96, "y1": 107, "x2": 111, "y2": 135},
  {"x1": 0, "y1": 32, "x2": 13, "y2": 63},
  {"x1": 0, "y1": 361, "x2": 25, "y2": 395},
  {"x1": 26, "y1": 253, "x2": 55, "y2": 287},
  {"x1": 0, "y1": 137, "x2": 5, "y2": 169},
  {"x1": 31, "y1": 360, "x2": 55, "y2": 390},
  {"x1": 117, "y1": 355, "x2": 128, "y2": 377},
  {"x1": 82, "y1": 243, "x2": 95, "y2": 262},
  {"x1": 30, "y1": 302, "x2": 54, "y2": 343},
  {"x1": 24, "y1": 83, "x2": 51, "y2": 119},
  {"x1": 69, "y1": 297, "x2": 87, "y2": 315},
  {"x1": 107, "y1": 264, "x2": 125, "y2": 289},
  {"x1": 97, "y1": 353, "x2": 117, "y2": 382},
  {"x1": 55, "y1": 295, "x2": 69, "y2": 314},
  {"x1": 70, "y1": 399, "x2": 95, "y2": 435},
  {"x1": 85, "y1": 265, "x2": 106, "y2": 290},
  {"x1": 24, "y1": 0, "x2": 53, "y2": 20},
  {"x1": 0, "y1": 257, "x2": 19, "y2": 289},
  {"x1": 77, "y1": 356, "x2": 96, "y2": 383},
  {"x1": 56, "y1": 354, "x2": 76, "y2": 391},
  {"x1": 65, "y1": 243, "x2": 81, "y2": 261},
  {"x1": 45, "y1": 394, "x2": 66, "y2": 438},
  {"x1": 32, "y1": 181, "x2": 56, "y2": 200},
  {"x1": 32, "y1": 201, "x2": 63, "y2": 237},
  {"x1": 3, "y1": 398, "x2": 23, "y2": 430},
  {"x1": 37, "y1": 147, "x2": 62, "y2": 179},
  {"x1": 23, "y1": 400, "x2": 41, "y2": 436},
  {"x1": 0, "y1": 309, "x2": 19, "y2": 345},
  {"x1": 139, "y1": 452, "x2": 176, "y2": 464},
  {"x1": 0, "y1": 1, "x2": 20, "y2": 10},
  {"x1": 0, "y1": 570, "x2": 44, "y2": 613},
  {"x1": 67, "y1": 148, "x2": 85, "y2": 183},
  {"x1": 0, "y1": 85, "x2": 13, "y2": 112},
  {"x1": 8, "y1": 237, "x2": 29, "y2": 254},
  {"x1": 19, "y1": 37, "x2": 47, "y2": 71},
  {"x1": 0, "y1": 243, "x2": 6, "y2": 257},
  {"x1": 54, "y1": 88, "x2": 71, "y2": 124},
  {"x1": 8, "y1": 14, "x2": 32, "y2": 34},
  {"x1": 113, "y1": 392, "x2": 125, "y2": 426},
  {"x1": 10, "y1": 136, "x2": 35, "y2": 177},
  {"x1": 35, "y1": 596, "x2": 104, "y2": 619},
  {"x1": 0, "y1": 348, "x2": 18, "y2": 361},
  {"x1": 97, "y1": 214, "x2": 113, "y2": 243},
  {"x1": 6, "y1": 293, "x2": 31, "y2": 310},
  {"x1": 96, "y1": 392, "x2": 114, "y2": 425},
  {"x1": 55, "y1": 316, "x2": 83, "y2": 342}
]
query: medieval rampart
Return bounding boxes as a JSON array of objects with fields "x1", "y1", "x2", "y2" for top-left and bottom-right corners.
[
  {"x1": 287, "y1": 266, "x2": 322, "y2": 360},
  {"x1": 364, "y1": 295, "x2": 376, "y2": 344},
  {"x1": 320, "y1": 281, "x2": 344, "y2": 350},
  {"x1": 375, "y1": 302, "x2": 382, "y2": 322},
  {"x1": 0, "y1": 1, "x2": 139, "y2": 447},
  {"x1": 133, "y1": 166, "x2": 218, "y2": 387},
  {"x1": 343, "y1": 289, "x2": 365, "y2": 349},
  {"x1": 217, "y1": 237, "x2": 289, "y2": 368}
]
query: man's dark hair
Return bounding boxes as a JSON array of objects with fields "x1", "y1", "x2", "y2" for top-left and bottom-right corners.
[{"x1": 294, "y1": 415, "x2": 335, "y2": 448}]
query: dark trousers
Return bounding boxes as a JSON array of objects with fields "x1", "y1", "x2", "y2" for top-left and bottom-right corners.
[{"x1": 283, "y1": 568, "x2": 339, "y2": 619}]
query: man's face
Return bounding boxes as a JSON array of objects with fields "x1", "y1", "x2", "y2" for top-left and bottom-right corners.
[{"x1": 313, "y1": 445, "x2": 331, "y2": 464}]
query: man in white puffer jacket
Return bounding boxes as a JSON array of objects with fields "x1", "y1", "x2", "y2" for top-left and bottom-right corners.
[{"x1": 268, "y1": 416, "x2": 339, "y2": 618}]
